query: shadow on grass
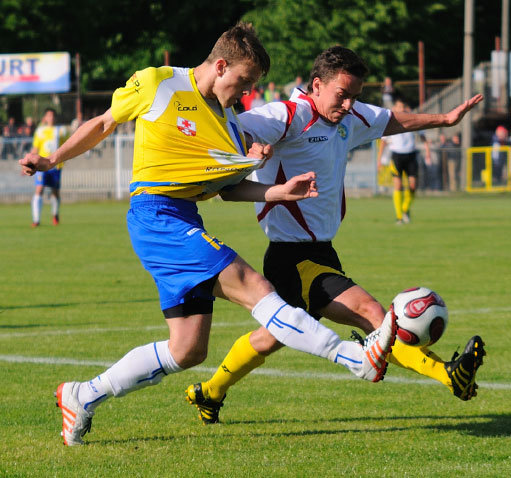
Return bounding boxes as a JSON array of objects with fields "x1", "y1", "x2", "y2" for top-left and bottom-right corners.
[
  {"x1": 423, "y1": 413, "x2": 511, "y2": 437},
  {"x1": 0, "y1": 323, "x2": 47, "y2": 329},
  {"x1": 228, "y1": 413, "x2": 511, "y2": 438},
  {"x1": 91, "y1": 413, "x2": 511, "y2": 445},
  {"x1": 0, "y1": 297, "x2": 153, "y2": 312}
]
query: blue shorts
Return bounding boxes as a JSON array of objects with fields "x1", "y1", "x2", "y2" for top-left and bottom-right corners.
[
  {"x1": 127, "y1": 194, "x2": 237, "y2": 311},
  {"x1": 35, "y1": 169, "x2": 62, "y2": 188}
]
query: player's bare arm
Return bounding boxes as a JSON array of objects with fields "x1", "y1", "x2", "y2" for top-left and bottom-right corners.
[
  {"x1": 19, "y1": 109, "x2": 118, "y2": 176},
  {"x1": 220, "y1": 172, "x2": 318, "y2": 202},
  {"x1": 383, "y1": 93, "x2": 483, "y2": 136}
]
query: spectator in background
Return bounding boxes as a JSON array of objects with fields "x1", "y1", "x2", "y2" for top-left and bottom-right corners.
[
  {"x1": 381, "y1": 76, "x2": 395, "y2": 109},
  {"x1": 70, "y1": 111, "x2": 84, "y2": 132},
  {"x1": 6, "y1": 117, "x2": 17, "y2": 136},
  {"x1": 283, "y1": 75, "x2": 305, "y2": 98},
  {"x1": 263, "y1": 81, "x2": 280, "y2": 103},
  {"x1": 1, "y1": 122, "x2": 17, "y2": 160},
  {"x1": 30, "y1": 108, "x2": 70, "y2": 227},
  {"x1": 20, "y1": 122, "x2": 34, "y2": 156},
  {"x1": 439, "y1": 133, "x2": 461, "y2": 192},
  {"x1": 250, "y1": 88, "x2": 266, "y2": 109},
  {"x1": 24, "y1": 116, "x2": 36, "y2": 136},
  {"x1": 491, "y1": 125, "x2": 509, "y2": 185}
]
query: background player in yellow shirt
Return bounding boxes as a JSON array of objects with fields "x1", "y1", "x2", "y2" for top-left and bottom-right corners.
[
  {"x1": 20, "y1": 23, "x2": 397, "y2": 446},
  {"x1": 30, "y1": 108, "x2": 69, "y2": 227}
]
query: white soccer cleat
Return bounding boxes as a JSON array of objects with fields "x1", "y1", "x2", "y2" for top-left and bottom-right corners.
[
  {"x1": 355, "y1": 309, "x2": 398, "y2": 382},
  {"x1": 55, "y1": 381, "x2": 94, "y2": 446}
]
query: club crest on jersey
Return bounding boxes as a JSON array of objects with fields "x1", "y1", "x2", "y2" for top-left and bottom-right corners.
[
  {"x1": 177, "y1": 117, "x2": 196, "y2": 136},
  {"x1": 337, "y1": 124, "x2": 348, "y2": 140}
]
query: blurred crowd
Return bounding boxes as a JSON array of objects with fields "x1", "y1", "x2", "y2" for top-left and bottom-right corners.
[
  {"x1": 0, "y1": 116, "x2": 36, "y2": 160},
  {"x1": 239, "y1": 76, "x2": 305, "y2": 111}
]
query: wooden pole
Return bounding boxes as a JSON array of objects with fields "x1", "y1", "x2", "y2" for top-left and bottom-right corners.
[
  {"x1": 418, "y1": 41, "x2": 426, "y2": 110},
  {"x1": 75, "y1": 53, "x2": 82, "y2": 123}
]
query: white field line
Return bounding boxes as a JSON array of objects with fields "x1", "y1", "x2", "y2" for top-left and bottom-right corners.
[
  {"x1": 0, "y1": 353, "x2": 509, "y2": 390},
  {"x1": 449, "y1": 306, "x2": 511, "y2": 315}
]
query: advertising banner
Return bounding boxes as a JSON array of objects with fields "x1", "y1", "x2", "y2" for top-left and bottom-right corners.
[{"x1": 0, "y1": 52, "x2": 70, "y2": 94}]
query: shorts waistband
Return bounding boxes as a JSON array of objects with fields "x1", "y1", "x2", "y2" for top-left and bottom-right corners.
[
  {"x1": 130, "y1": 194, "x2": 198, "y2": 212},
  {"x1": 269, "y1": 241, "x2": 332, "y2": 248}
]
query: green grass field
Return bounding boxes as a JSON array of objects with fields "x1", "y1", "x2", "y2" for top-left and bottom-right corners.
[{"x1": 1, "y1": 195, "x2": 510, "y2": 477}]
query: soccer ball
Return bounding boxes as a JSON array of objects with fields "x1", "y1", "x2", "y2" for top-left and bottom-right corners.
[{"x1": 392, "y1": 287, "x2": 448, "y2": 347}]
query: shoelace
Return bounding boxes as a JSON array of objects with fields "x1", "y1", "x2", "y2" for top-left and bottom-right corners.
[
  {"x1": 80, "y1": 416, "x2": 93, "y2": 437},
  {"x1": 351, "y1": 330, "x2": 364, "y2": 346}
]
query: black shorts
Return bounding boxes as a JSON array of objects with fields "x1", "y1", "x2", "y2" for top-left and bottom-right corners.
[
  {"x1": 162, "y1": 275, "x2": 217, "y2": 318},
  {"x1": 263, "y1": 241, "x2": 356, "y2": 319},
  {"x1": 391, "y1": 151, "x2": 418, "y2": 178}
]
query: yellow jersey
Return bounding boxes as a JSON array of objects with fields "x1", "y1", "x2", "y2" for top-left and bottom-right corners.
[
  {"x1": 32, "y1": 124, "x2": 70, "y2": 169},
  {"x1": 111, "y1": 66, "x2": 263, "y2": 199}
]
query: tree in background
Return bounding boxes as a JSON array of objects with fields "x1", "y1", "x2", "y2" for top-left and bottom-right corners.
[
  {"x1": 243, "y1": 0, "x2": 500, "y2": 102},
  {"x1": 0, "y1": 0, "x2": 502, "y2": 96}
]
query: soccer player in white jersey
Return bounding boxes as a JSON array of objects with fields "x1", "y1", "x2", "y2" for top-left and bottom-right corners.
[
  {"x1": 19, "y1": 25, "x2": 398, "y2": 446},
  {"x1": 186, "y1": 46, "x2": 485, "y2": 424}
]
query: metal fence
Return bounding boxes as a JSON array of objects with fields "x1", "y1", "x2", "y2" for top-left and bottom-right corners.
[
  {"x1": 467, "y1": 146, "x2": 511, "y2": 192},
  {"x1": 2, "y1": 135, "x2": 504, "y2": 203},
  {"x1": 0, "y1": 135, "x2": 134, "y2": 202}
]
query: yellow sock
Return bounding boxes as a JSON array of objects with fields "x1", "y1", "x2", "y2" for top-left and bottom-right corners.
[
  {"x1": 393, "y1": 189, "x2": 403, "y2": 220},
  {"x1": 402, "y1": 188, "x2": 415, "y2": 214},
  {"x1": 388, "y1": 340, "x2": 450, "y2": 386},
  {"x1": 205, "y1": 332, "x2": 265, "y2": 402}
]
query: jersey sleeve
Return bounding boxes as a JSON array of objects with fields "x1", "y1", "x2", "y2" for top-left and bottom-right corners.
[
  {"x1": 238, "y1": 102, "x2": 289, "y2": 145},
  {"x1": 110, "y1": 67, "x2": 173, "y2": 123},
  {"x1": 348, "y1": 102, "x2": 391, "y2": 150}
]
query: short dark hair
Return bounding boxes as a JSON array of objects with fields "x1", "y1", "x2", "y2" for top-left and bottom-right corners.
[
  {"x1": 207, "y1": 22, "x2": 270, "y2": 76},
  {"x1": 307, "y1": 46, "x2": 369, "y2": 93},
  {"x1": 43, "y1": 107, "x2": 57, "y2": 115}
]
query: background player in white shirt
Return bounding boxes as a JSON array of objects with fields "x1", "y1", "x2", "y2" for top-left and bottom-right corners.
[
  {"x1": 378, "y1": 99, "x2": 432, "y2": 224},
  {"x1": 187, "y1": 46, "x2": 485, "y2": 424}
]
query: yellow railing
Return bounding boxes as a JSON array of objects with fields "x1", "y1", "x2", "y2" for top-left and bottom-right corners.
[{"x1": 466, "y1": 146, "x2": 511, "y2": 192}]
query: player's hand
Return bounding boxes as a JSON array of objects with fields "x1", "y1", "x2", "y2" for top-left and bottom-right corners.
[
  {"x1": 248, "y1": 142, "x2": 273, "y2": 168},
  {"x1": 445, "y1": 94, "x2": 483, "y2": 126},
  {"x1": 266, "y1": 171, "x2": 318, "y2": 202},
  {"x1": 19, "y1": 153, "x2": 53, "y2": 176}
]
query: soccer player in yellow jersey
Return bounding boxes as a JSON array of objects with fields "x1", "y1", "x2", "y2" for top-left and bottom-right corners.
[
  {"x1": 30, "y1": 108, "x2": 69, "y2": 227},
  {"x1": 20, "y1": 23, "x2": 398, "y2": 446}
]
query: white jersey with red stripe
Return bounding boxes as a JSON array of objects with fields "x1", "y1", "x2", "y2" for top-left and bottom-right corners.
[{"x1": 239, "y1": 88, "x2": 391, "y2": 242}]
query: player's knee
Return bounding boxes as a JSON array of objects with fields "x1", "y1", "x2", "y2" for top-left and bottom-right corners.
[
  {"x1": 361, "y1": 300, "x2": 386, "y2": 328},
  {"x1": 174, "y1": 346, "x2": 208, "y2": 369},
  {"x1": 250, "y1": 327, "x2": 282, "y2": 355}
]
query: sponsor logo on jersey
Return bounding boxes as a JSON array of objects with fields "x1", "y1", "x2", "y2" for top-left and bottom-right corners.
[
  {"x1": 337, "y1": 124, "x2": 348, "y2": 139},
  {"x1": 174, "y1": 101, "x2": 197, "y2": 111},
  {"x1": 177, "y1": 117, "x2": 196, "y2": 136},
  {"x1": 308, "y1": 135, "x2": 328, "y2": 143},
  {"x1": 129, "y1": 73, "x2": 141, "y2": 93},
  {"x1": 205, "y1": 166, "x2": 245, "y2": 172}
]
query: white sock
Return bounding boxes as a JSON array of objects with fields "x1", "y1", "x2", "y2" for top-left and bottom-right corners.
[
  {"x1": 32, "y1": 195, "x2": 42, "y2": 223},
  {"x1": 79, "y1": 341, "x2": 182, "y2": 410},
  {"x1": 50, "y1": 195, "x2": 60, "y2": 216},
  {"x1": 330, "y1": 341, "x2": 364, "y2": 375},
  {"x1": 252, "y1": 292, "x2": 344, "y2": 360},
  {"x1": 77, "y1": 374, "x2": 112, "y2": 412}
]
